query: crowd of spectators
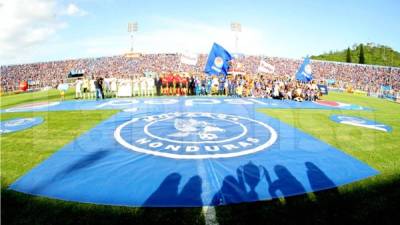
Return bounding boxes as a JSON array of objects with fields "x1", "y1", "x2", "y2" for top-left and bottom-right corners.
[{"x1": 1, "y1": 54, "x2": 399, "y2": 98}]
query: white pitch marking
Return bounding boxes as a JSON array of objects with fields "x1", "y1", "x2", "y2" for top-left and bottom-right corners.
[
  {"x1": 202, "y1": 206, "x2": 219, "y2": 225},
  {"x1": 197, "y1": 159, "x2": 220, "y2": 225}
]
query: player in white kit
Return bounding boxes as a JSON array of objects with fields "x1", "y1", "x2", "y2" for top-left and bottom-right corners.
[
  {"x1": 132, "y1": 76, "x2": 140, "y2": 97},
  {"x1": 75, "y1": 78, "x2": 83, "y2": 99},
  {"x1": 146, "y1": 77, "x2": 155, "y2": 96},
  {"x1": 140, "y1": 77, "x2": 147, "y2": 96}
]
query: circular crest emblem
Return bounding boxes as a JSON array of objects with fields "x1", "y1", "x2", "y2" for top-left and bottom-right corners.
[
  {"x1": 0, "y1": 117, "x2": 44, "y2": 134},
  {"x1": 114, "y1": 112, "x2": 277, "y2": 159},
  {"x1": 4, "y1": 118, "x2": 35, "y2": 127},
  {"x1": 214, "y1": 57, "x2": 224, "y2": 68},
  {"x1": 304, "y1": 64, "x2": 312, "y2": 74},
  {"x1": 337, "y1": 116, "x2": 366, "y2": 124}
]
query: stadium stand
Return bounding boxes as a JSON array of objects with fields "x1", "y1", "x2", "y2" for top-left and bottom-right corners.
[{"x1": 1, "y1": 54, "x2": 399, "y2": 100}]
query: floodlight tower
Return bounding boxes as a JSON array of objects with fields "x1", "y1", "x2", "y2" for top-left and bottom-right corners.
[
  {"x1": 230, "y1": 22, "x2": 242, "y2": 54},
  {"x1": 128, "y1": 22, "x2": 138, "y2": 52}
]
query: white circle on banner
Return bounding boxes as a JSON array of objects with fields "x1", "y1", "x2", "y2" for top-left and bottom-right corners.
[
  {"x1": 304, "y1": 64, "x2": 312, "y2": 74},
  {"x1": 114, "y1": 112, "x2": 278, "y2": 159},
  {"x1": 214, "y1": 57, "x2": 224, "y2": 68}
]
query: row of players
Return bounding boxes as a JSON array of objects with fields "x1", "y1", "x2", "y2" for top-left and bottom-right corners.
[
  {"x1": 73, "y1": 76, "x2": 156, "y2": 99},
  {"x1": 73, "y1": 73, "x2": 208, "y2": 99},
  {"x1": 72, "y1": 73, "x2": 322, "y2": 102},
  {"x1": 72, "y1": 74, "x2": 243, "y2": 99}
]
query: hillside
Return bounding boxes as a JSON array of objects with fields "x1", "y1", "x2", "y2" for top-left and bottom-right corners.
[{"x1": 311, "y1": 43, "x2": 400, "y2": 67}]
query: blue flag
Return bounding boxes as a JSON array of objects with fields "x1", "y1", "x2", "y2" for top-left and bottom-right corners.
[
  {"x1": 296, "y1": 57, "x2": 313, "y2": 82},
  {"x1": 204, "y1": 43, "x2": 232, "y2": 76}
]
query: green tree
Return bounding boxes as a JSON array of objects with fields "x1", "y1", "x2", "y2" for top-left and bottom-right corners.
[
  {"x1": 346, "y1": 47, "x2": 352, "y2": 63},
  {"x1": 359, "y1": 44, "x2": 365, "y2": 64},
  {"x1": 310, "y1": 43, "x2": 400, "y2": 67}
]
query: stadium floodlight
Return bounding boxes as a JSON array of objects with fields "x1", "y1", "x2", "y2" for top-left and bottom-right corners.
[
  {"x1": 230, "y1": 22, "x2": 242, "y2": 32},
  {"x1": 230, "y1": 22, "x2": 242, "y2": 55},
  {"x1": 128, "y1": 22, "x2": 138, "y2": 52}
]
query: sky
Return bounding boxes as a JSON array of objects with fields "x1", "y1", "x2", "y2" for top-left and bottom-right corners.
[{"x1": 0, "y1": 0, "x2": 399, "y2": 65}]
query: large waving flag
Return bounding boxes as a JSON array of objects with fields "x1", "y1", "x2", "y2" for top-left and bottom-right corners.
[
  {"x1": 204, "y1": 43, "x2": 232, "y2": 75},
  {"x1": 296, "y1": 57, "x2": 313, "y2": 82}
]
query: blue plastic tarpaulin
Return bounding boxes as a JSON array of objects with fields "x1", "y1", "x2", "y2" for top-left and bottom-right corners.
[{"x1": 8, "y1": 99, "x2": 378, "y2": 207}]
